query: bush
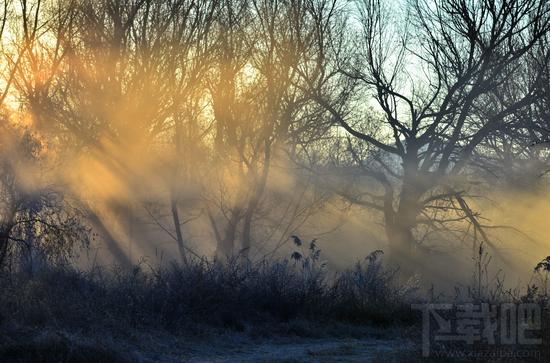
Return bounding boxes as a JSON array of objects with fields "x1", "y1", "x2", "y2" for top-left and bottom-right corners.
[
  {"x1": 330, "y1": 250, "x2": 419, "y2": 324},
  {"x1": 0, "y1": 248, "x2": 419, "y2": 335}
]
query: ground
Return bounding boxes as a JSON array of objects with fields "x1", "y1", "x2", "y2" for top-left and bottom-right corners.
[
  {"x1": 0, "y1": 322, "x2": 416, "y2": 362},
  {"x1": 169, "y1": 337, "x2": 412, "y2": 362}
]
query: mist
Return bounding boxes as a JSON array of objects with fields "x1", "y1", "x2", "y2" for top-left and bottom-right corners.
[
  {"x1": 1, "y1": 0, "x2": 550, "y2": 361},
  {"x1": 0, "y1": 0, "x2": 548, "y2": 287}
]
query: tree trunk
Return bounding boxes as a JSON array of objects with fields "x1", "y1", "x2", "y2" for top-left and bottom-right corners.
[
  {"x1": 216, "y1": 209, "x2": 241, "y2": 259},
  {"x1": 241, "y1": 140, "x2": 272, "y2": 258},
  {"x1": 0, "y1": 231, "x2": 9, "y2": 271},
  {"x1": 240, "y1": 179, "x2": 266, "y2": 259},
  {"x1": 384, "y1": 149, "x2": 423, "y2": 276},
  {"x1": 385, "y1": 207, "x2": 416, "y2": 272},
  {"x1": 170, "y1": 196, "x2": 187, "y2": 264},
  {"x1": 241, "y1": 207, "x2": 254, "y2": 259}
]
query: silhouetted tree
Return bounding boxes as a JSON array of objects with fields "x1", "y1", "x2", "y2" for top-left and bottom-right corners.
[{"x1": 307, "y1": 0, "x2": 550, "y2": 269}]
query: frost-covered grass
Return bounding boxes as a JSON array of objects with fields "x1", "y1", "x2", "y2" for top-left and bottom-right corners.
[
  {"x1": 0, "y1": 249, "x2": 419, "y2": 334},
  {"x1": 0, "y1": 247, "x2": 422, "y2": 362},
  {"x1": 1, "y1": 245, "x2": 549, "y2": 362}
]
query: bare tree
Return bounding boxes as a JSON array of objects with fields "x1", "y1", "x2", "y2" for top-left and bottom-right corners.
[
  {"x1": 11, "y1": 0, "x2": 220, "y2": 264},
  {"x1": 0, "y1": 0, "x2": 91, "y2": 273},
  {"x1": 305, "y1": 0, "x2": 550, "y2": 270},
  {"x1": 205, "y1": 0, "x2": 342, "y2": 258}
]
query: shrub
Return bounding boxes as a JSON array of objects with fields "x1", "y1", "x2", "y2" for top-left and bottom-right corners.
[{"x1": 0, "y1": 248, "x2": 420, "y2": 334}]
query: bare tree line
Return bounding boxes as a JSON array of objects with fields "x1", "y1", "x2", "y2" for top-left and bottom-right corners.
[{"x1": 1, "y1": 0, "x2": 549, "y2": 274}]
